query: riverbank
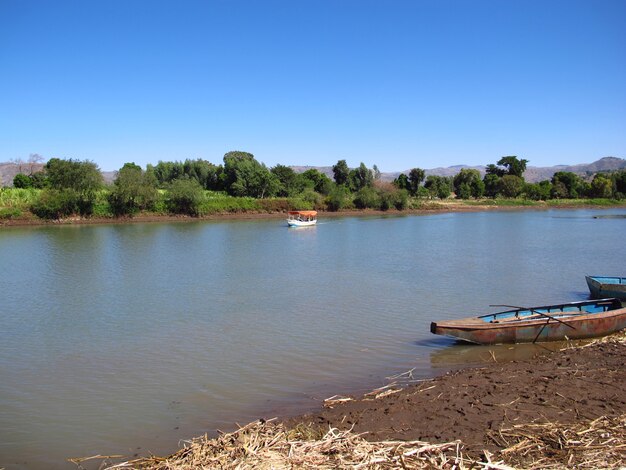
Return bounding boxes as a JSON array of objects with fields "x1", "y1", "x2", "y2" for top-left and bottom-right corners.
[
  {"x1": 3, "y1": 199, "x2": 626, "y2": 227},
  {"x1": 84, "y1": 333, "x2": 626, "y2": 469}
]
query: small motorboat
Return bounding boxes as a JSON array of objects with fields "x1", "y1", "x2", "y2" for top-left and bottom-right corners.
[
  {"x1": 430, "y1": 298, "x2": 626, "y2": 344},
  {"x1": 287, "y1": 210, "x2": 317, "y2": 227},
  {"x1": 586, "y1": 275, "x2": 626, "y2": 300}
]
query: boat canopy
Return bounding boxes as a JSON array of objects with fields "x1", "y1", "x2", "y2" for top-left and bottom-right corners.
[{"x1": 288, "y1": 211, "x2": 317, "y2": 216}]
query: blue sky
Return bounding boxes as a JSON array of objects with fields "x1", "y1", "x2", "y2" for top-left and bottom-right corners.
[{"x1": 1, "y1": 0, "x2": 625, "y2": 172}]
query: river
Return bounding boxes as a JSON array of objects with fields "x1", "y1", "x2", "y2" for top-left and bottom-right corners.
[{"x1": 1, "y1": 208, "x2": 624, "y2": 469}]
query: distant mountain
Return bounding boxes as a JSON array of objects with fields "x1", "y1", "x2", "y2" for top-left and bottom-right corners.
[
  {"x1": 0, "y1": 162, "x2": 45, "y2": 187},
  {"x1": 292, "y1": 157, "x2": 626, "y2": 184},
  {"x1": 2, "y1": 157, "x2": 624, "y2": 187},
  {"x1": 522, "y1": 157, "x2": 626, "y2": 183},
  {"x1": 0, "y1": 163, "x2": 117, "y2": 187}
]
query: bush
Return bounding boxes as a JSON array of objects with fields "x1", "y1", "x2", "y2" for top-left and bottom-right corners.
[
  {"x1": 298, "y1": 189, "x2": 325, "y2": 209},
  {"x1": 257, "y1": 198, "x2": 291, "y2": 212},
  {"x1": 0, "y1": 207, "x2": 22, "y2": 219},
  {"x1": 30, "y1": 189, "x2": 79, "y2": 219},
  {"x1": 353, "y1": 187, "x2": 380, "y2": 209},
  {"x1": 198, "y1": 195, "x2": 260, "y2": 214},
  {"x1": 285, "y1": 197, "x2": 314, "y2": 211},
  {"x1": 13, "y1": 173, "x2": 32, "y2": 189},
  {"x1": 166, "y1": 178, "x2": 204, "y2": 215},
  {"x1": 326, "y1": 185, "x2": 350, "y2": 211}
]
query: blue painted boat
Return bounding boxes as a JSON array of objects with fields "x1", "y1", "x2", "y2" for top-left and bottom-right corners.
[
  {"x1": 586, "y1": 276, "x2": 626, "y2": 300},
  {"x1": 430, "y1": 298, "x2": 626, "y2": 344}
]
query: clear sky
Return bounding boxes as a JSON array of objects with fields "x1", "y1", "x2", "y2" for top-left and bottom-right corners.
[{"x1": 1, "y1": 0, "x2": 625, "y2": 172}]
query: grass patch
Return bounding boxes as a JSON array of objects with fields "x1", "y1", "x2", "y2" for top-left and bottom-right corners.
[
  {"x1": 0, "y1": 207, "x2": 22, "y2": 219},
  {"x1": 492, "y1": 198, "x2": 540, "y2": 206},
  {"x1": 0, "y1": 187, "x2": 41, "y2": 209},
  {"x1": 546, "y1": 198, "x2": 626, "y2": 206},
  {"x1": 198, "y1": 194, "x2": 261, "y2": 215}
]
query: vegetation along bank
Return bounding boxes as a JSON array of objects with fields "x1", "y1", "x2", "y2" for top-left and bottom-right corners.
[{"x1": 1, "y1": 152, "x2": 626, "y2": 224}]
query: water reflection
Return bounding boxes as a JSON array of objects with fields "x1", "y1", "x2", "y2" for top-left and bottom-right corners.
[{"x1": 429, "y1": 339, "x2": 593, "y2": 369}]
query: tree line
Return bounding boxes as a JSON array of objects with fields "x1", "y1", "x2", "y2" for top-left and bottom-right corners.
[{"x1": 5, "y1": 152, "x2": 626, "y2": 220}]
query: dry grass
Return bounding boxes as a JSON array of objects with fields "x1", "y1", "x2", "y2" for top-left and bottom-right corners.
[
  {"x1": 490, "y1": 414, "x2": 626, "y2": 469},
  {"x1": 71, "y1": 414, "x2": 626, "y2": 470},
  {"x1": 72, "y1": 419, "x2": 483, "y2": 470}
]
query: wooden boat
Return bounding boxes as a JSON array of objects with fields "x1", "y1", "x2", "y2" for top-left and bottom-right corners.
[
  {"x1": 430, "y1": 298, "x2": 626, "y2": 344},
  {"x1": 287, "y1": 210, "x2": 317, "y2": 227},
  {"x1": 586, "y1": 275, "x2": 626, "y2": 300}
]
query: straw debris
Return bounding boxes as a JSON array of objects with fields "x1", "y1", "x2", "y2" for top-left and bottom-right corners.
[
  {"x1": 95, "y1": 413, "x2": 626, "y2": 470},
  {"x1": 489, "y1": 413, "x2": 626, "y2": 469},
  {"x1": 88, "y1": 418, "x2": 487, "y2": 470}
]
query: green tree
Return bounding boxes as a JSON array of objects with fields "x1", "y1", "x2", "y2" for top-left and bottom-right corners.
[
  {"x1": 353, "y1": 186, "x2": 380, "y2": 209},
  {"x1": 13, "y1": 173, "x2": 32, "y2": 188},
  {"x1": 453, "y1": 169, "x2": 484, "y2": 199},
  {"x1": 45, "y1": 158, "x2": 103, "y2": 192},
  {"x1": 29, "y1": 171, "x2": 49, "y2": 189},
  {"x1": 31, "y1": 189, "x2": 79, "y2": 219},
  {"x1": 523, "y1": 181, "x2": 551, "y2": 201},
  {"x1": 44, "y1": 158, "x2": 103, "y2": 215},
  {"x1": 326, "y1": 185, "x2": 349, "y2": 211},
  {"x1": 299, "y1": 169, "x2": 333, "y2": 195},
  {"x1": 166, "y1": 178, "x2": 204, "y2": 215},
  {"x1": 497, "y1": 156, "x2": 528, "y2": 178},
  {"x1": 223, "y1": 151, "x2": 279, "y2": 198},
  {"x1": 349, "y1": 162, "x2": 373, "y2": 191},
  {"x1": 424, "y1": 175, "x2": 451, "y2": 199},
  {"x1": 485, "y1": 163, "x2": 505, "y2": 177},
  {"x1": 613, "y1": 170, "x2": 626, "y2": 198},
  {"x1": 498, "y1": 175, "x2": 525, "y2": 198},
  {"x1": 483, "y1": 173, "x2": 501, "y2": 198},
  {"x1": 589, "y1": 174, "x2": 614, "y2": 198},
  {"x1": 108, "y1": 163, "x2": 159, "y2": 216},
  {"x1": 394, "y1": 173, "x2": 410, "y2": 191},
  {"x1": 407, "y1": 168, "x2": 425, "y2": 196},
  {"x1": 551, "y1": 171, "x2": 583, "y2": 198},
  {"x1": 271, "y1": 164, "x2": 299, "y2": 197},
  {"x1": 332, "y1": 159, "x2": 350, "y2": 186}
]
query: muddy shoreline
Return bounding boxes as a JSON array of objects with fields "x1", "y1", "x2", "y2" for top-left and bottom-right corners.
[
  {"x1": 92, "y1": 335, "x2": 626, "y2": 469},
  {"x1": 284, "y1": 336, "x2": 626, "y2": 459},
  {"x1": 3, "y1": 202, "x2": 624, "y2": 228}
]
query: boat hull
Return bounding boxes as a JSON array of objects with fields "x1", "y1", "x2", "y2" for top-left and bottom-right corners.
[
  {"x1": 586, "y1": 276, "x2": 626, "y2": 300},
  {"x1": 431, "y1": 300, "x2": 626, "y2": 345},
  {"x1": 287, "y1": 219, "x2": 317, "y2": 227}
]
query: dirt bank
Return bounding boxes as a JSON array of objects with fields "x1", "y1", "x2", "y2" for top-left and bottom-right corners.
[
  {"x1": 4, "y1": 201, "x2": 621, "y2": 228},
  {"x1": 286, "y1": 336, "x2": 626, "y2": 460},
  {"x1": 87, "y1": 335, "x2": 626, "y2": 469}
]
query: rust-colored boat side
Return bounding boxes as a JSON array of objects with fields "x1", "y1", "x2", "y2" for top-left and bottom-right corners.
[{"x1": 431, "y1": 299, "x2": 626, "y2": 344}]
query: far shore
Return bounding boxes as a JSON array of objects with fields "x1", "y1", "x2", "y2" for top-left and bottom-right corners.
[{"x1": 3, "y1": 200, "x2": 626, "y2": 228}]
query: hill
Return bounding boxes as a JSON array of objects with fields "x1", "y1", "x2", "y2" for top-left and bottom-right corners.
[
  {"x1": 1, "y1": 157, "x2": 624, "y2": 187},
  {"x1": 294, "y1": 157, "x2": 626, "y2": 184}
]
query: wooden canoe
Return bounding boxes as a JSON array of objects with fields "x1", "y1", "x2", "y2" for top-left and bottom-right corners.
[
  {"x1": 586, "y1": 275, "x2": 626, "y2": 300},
  {"x1": 430, "y1": 298, "x2": 626, "y2": 344}
]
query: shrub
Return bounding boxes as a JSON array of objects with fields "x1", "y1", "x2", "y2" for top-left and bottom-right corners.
[
  {"x1": 13, "y1": 173, "x2": 32, "y2": 189},
  {"x1": 0, "y1": 207, "x2": 22, "y2": 219},
  {"x1": 30, "y1": 189, "x2": 79, "y2": 219},
  {"x1": 325, "y1": 185, "x2": 350, "y2": 211},
  {"x1": 166, "y1": 178, "x2": 204, "y2": 215},
  {"x1": 353, "y1": 187, "x2": 380, "y2": 209},
  {"x1": 257, "y1": 198, "x2": 291, "y2": 212}
]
